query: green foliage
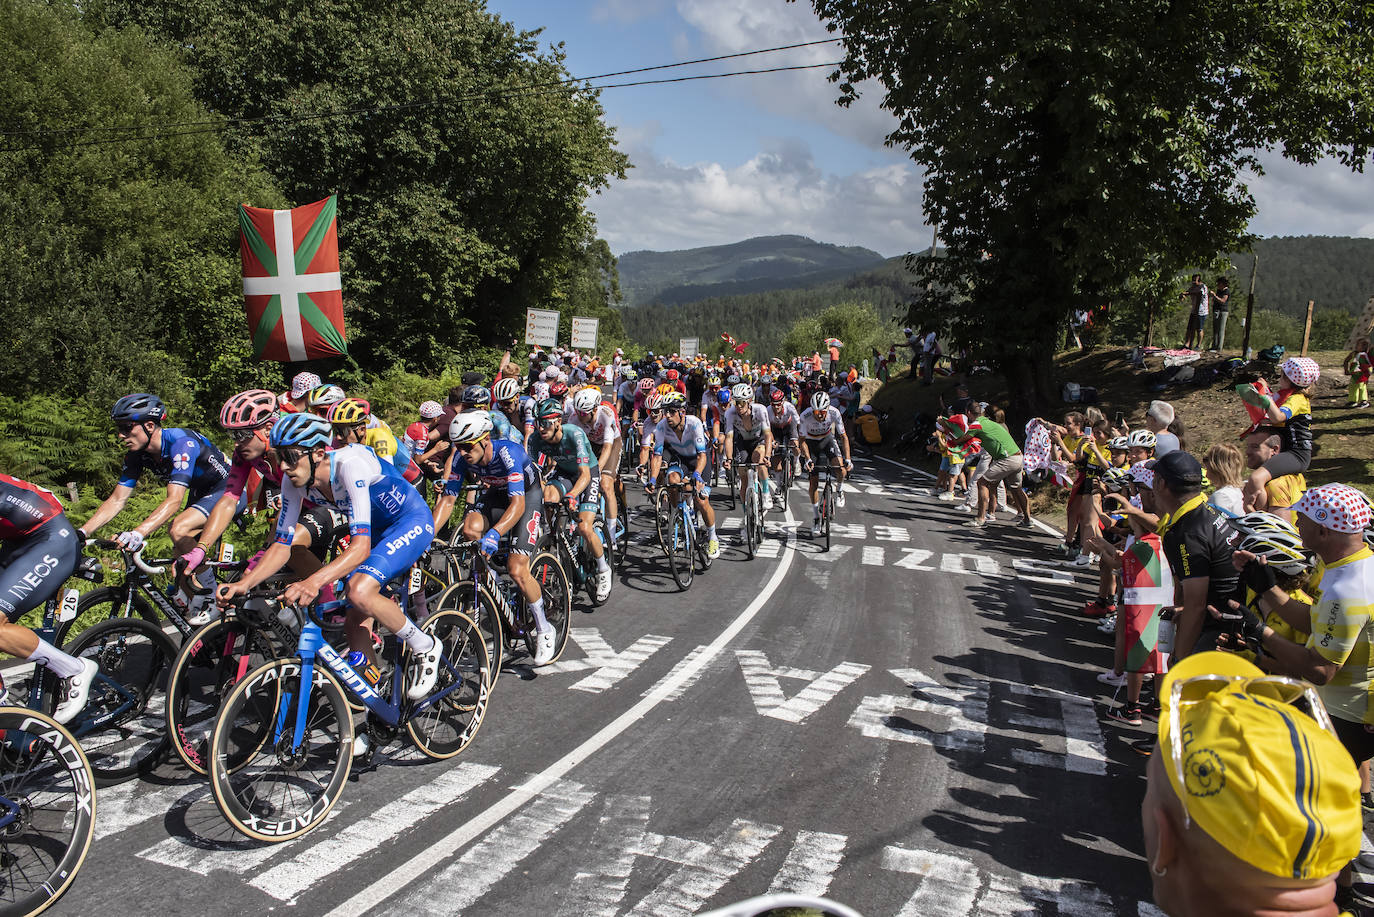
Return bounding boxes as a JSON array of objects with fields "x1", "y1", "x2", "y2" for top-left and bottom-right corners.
[
  {"x1": 781, "y1": 303, "x2": 886, "y2": 369},
  {"x1": 1228, "y1": 238, "x2": 1374, "y2": 318},
  {"x1": 0, "y1": 395, "x2": 121, "y2": 488}
]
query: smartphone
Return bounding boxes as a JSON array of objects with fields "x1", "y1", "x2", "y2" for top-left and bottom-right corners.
[{"x1": 1114, "y1": 411, "x2": 1125, "y2": 428}]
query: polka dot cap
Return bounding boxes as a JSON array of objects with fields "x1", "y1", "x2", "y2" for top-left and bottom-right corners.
[
  {"x1": 1129, "y1": 462, "x2": 1155, "y2": 488},
  {"x1": 1295, "y1": 483, "x2": 1371, "y2": 534},
  {"x1": 1281, "y1": 357, "x2": 1320, "y2": 388}
]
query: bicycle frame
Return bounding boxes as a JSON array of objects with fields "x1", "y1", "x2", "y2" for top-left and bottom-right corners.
[{"x1": 446, "y1": 542, "x2": 531, "y2": 647}]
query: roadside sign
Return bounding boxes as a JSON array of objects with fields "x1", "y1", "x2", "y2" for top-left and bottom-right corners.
[
  {"x1": 525, "y1": 308, "x2": 560, "y2": 348},
  {"x1": 679, "y1": 337, "x2": 699, "y2": 358},
  {"x1": 571, "y1": 316, "x2": 599, "y2": 351}
]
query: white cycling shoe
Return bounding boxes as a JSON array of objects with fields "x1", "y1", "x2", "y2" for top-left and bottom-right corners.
[
  {"x1": 595, "y1": 568, "x2": 613, "y2": 602},
  {"x1": 405, "y1": 639, "x2": 443, "y2": 700},
  {"x1": 533, "y1": 628, "x2": 557, "y2": 666},
  {"x1": 53, "y1": 658, "x2": 99, "y2": 725},
  {"x1": 836, "y1": 490, "x2": 846, "y2": 508},
  {"x1": 810, "y1": 520, "x2": 822, "y2": 537}
]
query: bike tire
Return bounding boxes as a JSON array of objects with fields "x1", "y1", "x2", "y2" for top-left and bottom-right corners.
[
  {"x1": 62, "y1": 617, "x2": 176, "y2": 786},
  {"x1": 405, "y1": 609, "x2": 491, "y2": 759},
  {"x1": 743, "y1": 486, "x2": 757, "y2": 560},
  {"x1": 669, "y1": 511, "x2": 694, "y2": 591},
  {"x1": 209, "y1": 658, "x2": 352, "y2": 843},
  {"x1": 0, "y1": 707, "x2": 96, "y2": 917},
  {"x1": 725, "y1": 463, "x2": 736, "y2": 510},
  {"x1": 654, "y1": 488, "x2": 673, "y2": 555},
  {"x1": 56, "y1": 585, "x2": 157, "y2": 648},
  {"x1": 527, "y1": 552, "x2": 571, "y2": 664},
  {"x1": 164, "y1": 616, "x2": 278, "y2": 776},
  {"x1": 432, "y1": 581, "x2": 503, "y2": 688},
  {"x1": 823, "y1": 484, "x2": 834, "y2": 552}
]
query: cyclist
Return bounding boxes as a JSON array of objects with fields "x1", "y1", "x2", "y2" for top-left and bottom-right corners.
[
  {"x1": 723, "y1": 383, "x2": 775, "y2": 515},
  {"x1": 768, "y1": 389, "x2": 801, "y2": 509},
  {"x1": 444, "y1": 412, "x2": 557, "y2": 664},
  {"x1": 216, "y1": 413, "x2": 442, "y2": 701},
  {"x1": 306, "y1": 383, "x2": 346, "y2": 417},
  {"x1": 664, "y1": 368, "x2": 687, "y2": 398},
  {"x1": 567, "y1": 387, "x2": 623, "y2": 551},
  {"x1": 79, "y1": 394, "x2": 230, "y2": 613},
  {"x1": 326, "y1": 397, "x2": 424, "y2": 485},
  {"x1": 532, "y1": 399, "x2": 612, "y2": 602},
  {"x1": 632, "y1": 377, "x2": 655, "y2": 424},
  {"x1": 647, "y1": 393, "x2": 720, "y2": 559},
  {"x1": 636, "y1": 393, "x2": 666, "y2": 477},
  {"x1": 279, "y1": 371, "x2": 321, "y2": 414},
  {"x1": 615, "y1": 369, "x2": 639, "y2": 418},
  {"x1": 0, "y1": 475, "x2": 98, "y2": 723},
  {"x1": 492, "y1": 377, "x2": 527, "y2": 446},
  {"x1": 460, "y1": 384, "x2": 515, "y2": 443},
  {"x1": 797, "y1": 391, "x2": 852, "y2": 537}
]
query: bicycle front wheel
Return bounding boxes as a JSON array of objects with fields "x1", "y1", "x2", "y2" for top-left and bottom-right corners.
[
  {"x1": 63, "y1": 617, "x2": 176, "y2": 786},
  {"x1": 406, "y1": 609, "x2": 491, "y2": 759},
  {"x1": 527, "y1": 552, "x2": 571, "y2": 664},
  {"x1": 669, "y1": 512, "x2": 694, "y2": 591},
  {"x1": 209, "y1": 659, "x2": 352, "y2": 843},
  {"x1": 431, "y1": 580, "x2": 502, "y2": 689},
  {"x1": 0, "y1": 707, "x2": 96, "y2": 917},
  {"x1": 743, "y1": 485, "x2": 758, "y2": 560}
]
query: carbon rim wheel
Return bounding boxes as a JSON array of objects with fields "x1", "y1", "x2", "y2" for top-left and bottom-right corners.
[
  {"x1": 529, "y1": 552, "x2": 572, "y2": 664},
  {"x1": 433, "y1": 580, "x2": 502, "y2": 688},
  {"x1": 669, "y1": 509, "x2": 695, "y2": 590},
  {"x1": 405, "y1": 610, "x2": 491, "y2": 759}
]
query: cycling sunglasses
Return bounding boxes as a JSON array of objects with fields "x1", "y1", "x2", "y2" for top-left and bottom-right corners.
[
  {"x1": 229, "y1": 427, "x2": 265, "y2": 443},
  {"x1": 537, "y1": 418, "x2": 561, "y2": 431},
  {"x1": 114, "y1": 421, "x2": 139, "y2": 435},
  {"x1": 277, "y1": 447, "x2": 309, "y2": 468}
]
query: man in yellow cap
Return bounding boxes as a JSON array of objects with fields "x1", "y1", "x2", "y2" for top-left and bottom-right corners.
[{"x1": 1143, "y1": 650, "x2": 1362, "y2": 916}]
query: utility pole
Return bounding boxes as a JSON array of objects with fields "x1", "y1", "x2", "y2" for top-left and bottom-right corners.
[{"x1": 1240, "y1": 254, "x2": 1259, "y2": 359}]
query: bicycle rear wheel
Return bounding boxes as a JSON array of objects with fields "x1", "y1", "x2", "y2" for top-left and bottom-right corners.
[
  {"x1": 405, "y1": 610, "x2": 490, "y2": 759},
  {"x1": 743, "y1": 485, "x2": 757, "y2": 560},
  {"x1": 209, "y1": 659, "x2": 351, "y2": 843},
  {"x1": 0, "y1": 707, "x2": 96, "y2": 917},
  {"x1": 63, "y1": 617, "x2": 176, "y2": 786},
  {"x1": 432, "y1": 580, "x2": 502, "y2": 688},
  {"x1": 527, "y1": 552, "x2": 571, "y2": 664},
  {"x1": 668, "y1": 512, "x2": 694, "y2": 591}
]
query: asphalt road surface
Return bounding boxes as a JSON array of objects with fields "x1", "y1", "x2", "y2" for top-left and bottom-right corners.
[{"x1": 52, "y1": 452, "x2": 1169, "y2": 917}]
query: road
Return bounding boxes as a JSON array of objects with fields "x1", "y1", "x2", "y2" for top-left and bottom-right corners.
[{"x1": 53, "y1": 452, "x2": 1163, "y2": 916}]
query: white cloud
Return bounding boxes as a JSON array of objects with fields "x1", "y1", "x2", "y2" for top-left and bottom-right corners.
[
  {"x1": 1247, "y1": 152, "x2": 1374, "y2": 238},
  {"x1": 590, "y1": 134, "x2": 929, "y2": 256}
]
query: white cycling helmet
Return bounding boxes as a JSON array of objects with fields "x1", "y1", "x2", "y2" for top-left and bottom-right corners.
[
  {"x1": 1108, "y1": 436, "x2": 1128, "y2": 451},
  {"x1": 810, "y1": 392, "x2": 831, "y2": 412},
  {"x1": 1126, "y1": 429, "x2": 1157, "y2": 449},
  {"x1": 731, "y1": 383, "x2": 754, "y2": 403},
  {"x1": 449, "y1": 412, "x2": 494, "y2": 444},
  {"x1": 571, "y1": 388, "x2": 601, "y2": 414},
  {"x1": 492, "y1": 378, "x2": 520, "y2": 402},
  {"x1": 1232, "y1": 513, "x2": 1313, "y2": 576}
]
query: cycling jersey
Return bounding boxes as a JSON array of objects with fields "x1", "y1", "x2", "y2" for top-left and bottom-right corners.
[
  {"x1": 223, "y1": 454, "x2": 283, "y2": 501},
  {"x1": 0, "y1": 474, "x2": 65, "y2": 542},
  {"x1": 768, "y1": 402, "x2": 800, "y2": 440},
  {"x1": 653, "y1": 416, "x2": 709, "y2": 462},
  {"x1": 1305, "y1": 547, "x2": 1374, "y2": 724},
  {"x1": 118, "y1": 427, "x2": 230, "y2": 496},
  {"x1": 531, "y1": 424, "x2": 597, "y2": 478},
  {"x1": 1158, "y1": 493, "x2": 1241, "y2": 648},
  {"x1": 616, "y1": 381, "x2": 638, "y2": 406},
  {"x1": 1275, "y1": 391, "x2": 1313, "y2": 458},
  {"x1": 447, "y1": 437, "x2": 541, "y2": 500},
  {"x1": 725, "y1": 403, "x2": 770, "y2": 440},
  {"x1": 797, "y1": 406, "x2": 845, "y2": 440},
  {"x1": 564, "y1": 403, "x2": 620, "y2": 446}
]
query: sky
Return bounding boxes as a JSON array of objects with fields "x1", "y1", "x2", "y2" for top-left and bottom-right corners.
[{"x1": 487, "y1": 0, "x2": 1374, "y2": 258}]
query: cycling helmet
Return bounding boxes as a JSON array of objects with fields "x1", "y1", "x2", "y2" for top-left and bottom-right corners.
[
  {"x1": 770, "y1": 389, "x2": 785, "y2": 403},
  {"x1": 532, "y1": 381, "x2": 550, "y2": 401},
  {"x1": 548, "y1": 381, "x2": 568, "y2": 398},
  {"x1": 219, "y1": 389, "x2": 278, "y2": 429},
  {"x1": 717, "y1": 390, "x2": 732, "y2": 406},
  {"x1": 1126, "y1": 429, "x2": 1157, "y2": 449},
  {"x1": 646, "y1": 393, "x2": 664, "y2": 411},
  {"x1": 327, "y1": 397, "x2": 371, "y2": 427},
  {"x1": 1235, "y1": 514, "x2": 1313, "y2": 576},
  {"x1": 571, "y1": 388, "x2": 601, "y2": 415},
  {"x1": 111, "y1": 393, "x2": 167, "y2": 425},
  {"x1": 661, "y1": 392, "x2": 687, "y2": 410},
  {"x1": 535, "y1": 398, "x2": 565, "y2": 421},
  {"x1": 665, "y1": 369, "x2": 680, "y2": 381},
  {"x1": 269, "y1": 412, "x2": 333, "y2": 449},
  {"x1": 307, "y1": 384, "x2": 346, "y2": 410},
  {"x1": 1108, "y1": 436, "x2": 1129, "y2": 452},
  {"x1": 418, "y1": 399, "x2": 444, "y2": 419},
  {"x1": 731, "y1": 383, "x2": 754, "y2": 403},
  {"x1": 492, "y1": 378, "x2": 521, "y2": 403},
  {"x1": 461, "y1": 384, "x2": 492, "y2": 407},
  {"x1": 707, "y1": 374, "x2": 722, "y2": 388},
  {"x1": 656, "y1": 383, "x2": 674, "y2": 396},
  {"x1": 621, "y1": 368, "x2": 638, "y2": 382},
  {"x1": 1100, "y1": 465, "x2": 1131, "y2": 489},
  {"x1": 638, "y1": 378, "x2": 655, "y2": 394},
  {"x1": 449, "y1": 412, "x2": 493, "y2": 444},
  {"x1": 810, "y1": 392, "x2": 831, "y2": 412},
  {"x1": 726, "y1": 374, "x2": 741, "y2": 385}
]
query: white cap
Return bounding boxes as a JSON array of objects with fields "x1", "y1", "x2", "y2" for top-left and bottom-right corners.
[{"x1": 290, "y1": 371, "x2": 322, "y2": 399}]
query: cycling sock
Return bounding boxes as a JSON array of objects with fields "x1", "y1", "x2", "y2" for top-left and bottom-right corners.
[
  {"x1": 707, "y1": 525, "x2": 717, "y2": 540},
  {"x1": 606, "y1": 519, "x2": 617, "y2": 547},
  {"x1": 529, "y1": 597, "x2": 550, "y2": 631},
  {"x1": 28, "y1": 639, "x2": 85, "y2": 679},
  {"x1": 596, "y1": 554, "x2": 610, "y2": 573},
  {"x1": 395, "y1": 620, "x2": 435, "y2": 654},
  {"x1": 812, "y1": 503, "x2": 820, "y2": 519}
]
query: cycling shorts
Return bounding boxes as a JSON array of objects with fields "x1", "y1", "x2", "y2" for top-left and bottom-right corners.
[
  {"x1": 547, "y1": 467, "x2": 602, "y2": 515},
  {"x1": 296, "y1": 505, "x2": 348, "y2": 562},
  {"x1": 0, "y1": 516, "x2": 79, "y2": 621},
  {"x1": 733, "y1": 436, "x2": 764, "y2": 464},
  {"x1": 185, "y1": 479, "x2": 230, "y2": 519},
  {"x1": 471, "y1": 487, "x2": 545, "y2": 556},
  {"x1": 354, "y1": 501, "x2": 434, "y2": 586},
  {"x1": 806, "y1": 437, "x2": 841, "y2": 465}
]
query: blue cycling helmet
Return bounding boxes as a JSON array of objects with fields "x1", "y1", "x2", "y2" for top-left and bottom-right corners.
[
  {"x1": 717, "y1": 390, "x2": 732, "y2": 406},
  {"x1": 269, "y1": 412, "x2": 333, "y2": 449},
  {"x1": 111, "y1": 393, "x2": 166, "y2": 425}
]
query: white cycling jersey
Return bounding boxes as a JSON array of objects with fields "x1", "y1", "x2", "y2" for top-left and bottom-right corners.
[
  {"x1": 768, "y1": 401, "x2": 800, "y2": 439},
  {"x1": 652, "y1": 415, "x2": 709, "y2": 461},
  {"x1": 797, "y1": 405, "x2": 846, "y2": 440},
  {"x1": 616, "y1": 380, "x2": 637, "y2": 404},
  {"x1": 724, "y1": 402, "x2": 770, "y2": 439},
  {"x1": 564, "y1": 401, "x2": 621, "y2": 445}
]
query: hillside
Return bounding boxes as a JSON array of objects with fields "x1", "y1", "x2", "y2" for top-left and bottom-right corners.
[
  {"x1": 1229, "y1": 236, "x2": 1374, "y2": 318},
  {"x1": 617, "y1": 235, "x2": 887, "y2": 308}
]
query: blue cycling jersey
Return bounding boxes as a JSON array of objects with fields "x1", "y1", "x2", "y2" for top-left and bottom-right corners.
[
  {"x1": 489, "y1": 410, "x2": 514, "y2": 443},
  {"x1": 274, "y1": 444, "x2": 419, "y2": 543},
  {"x1": 118, "y1": 427, "x2": 229, "y2": 494},
  {"x1": 450, "y1": 438, "x2": 540, "y2": 498}
]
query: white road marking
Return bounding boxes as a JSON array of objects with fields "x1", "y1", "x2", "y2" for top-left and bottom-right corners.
[
  {"x1": 847, "y1": 668, "x2": 989, "y2": 752},
  {"x1": 1012, "y1": 558, "x2": 1078, "y2": 584},
  {"x1": 624, "y1": 818, "x2": 782, "y2": 917},
  {"x1": 873, "y1": 525, "x2": 909, "y2": 541},
  {"x1": 95, "y1": 777, "x2": 201, "y2": 841},
  {"x1": 767, "y1": 830, "x2": 847, "y2": 897},
  {"x1": 884, "y1": 844, "x2": 981, "y2": 916},
  {"x1": 646, "y1": 644, "x2": 713, "y2": 701},
  {"x1": 249, "y1": 763, "x2": 499, "y2": 902},
  {"x1": 1008, "y1": 684, "x2": 1108, "y2": 775},
  {"x1": 830, "y1": 522, "x2": 867, "y2": 539},
  {"x1": 939, "y1": 552, "x2": 1001, "y2": 576},
  {"x1": 809, "y1": 543, "x2": 853, "y2": 563},
  {"x1": 556, "y1": 794, "x2": 654, "y2": 917},
  {"x1": 754, "y1": 539, "x2": 783, "y2": 558},
  {"x1": 327, "y1": 509, "x2": 799, "y2": 917},
  {"x1": 893, "y1": 548, "x2": 936, "y2": 571},
  {"x1": 542, "y1": 628, "x2": 673, "y2": 693},
  {"x1": 735, "y1": 650, "x2": 871, "y2": 724},
  {"x1": 139, "y1": 796, "x2": 346, "y2": 876},
  {"x1": 861, "y1": 545, "x2": 885, "y2": 565}
]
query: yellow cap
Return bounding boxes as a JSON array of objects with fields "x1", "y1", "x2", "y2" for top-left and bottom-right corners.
[{"x1": 1157, "y1": 652, "x2": 1362, "y2": 879}]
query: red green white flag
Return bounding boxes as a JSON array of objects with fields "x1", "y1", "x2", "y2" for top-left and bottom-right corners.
[
  {"x1": 238, "y1": 195, "x2": 348, "y2": 362},
  {"x1": 1121, "y1": 533, "x2": 1173, "y2": 674}
]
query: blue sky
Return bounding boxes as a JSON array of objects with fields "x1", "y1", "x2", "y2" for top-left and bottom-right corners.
[{"x1": 488, "y1": 0, "x2": 1374, "y2": 258}]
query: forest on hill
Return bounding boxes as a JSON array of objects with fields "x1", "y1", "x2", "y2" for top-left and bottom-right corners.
[{"x1": 1226, "y1": 236, "x2": 1374, "y2": 317}]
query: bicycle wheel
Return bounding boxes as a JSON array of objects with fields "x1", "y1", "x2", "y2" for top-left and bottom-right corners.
[
  {"x1": 165, "y1": 617, "x2": 276, "y2": 776},
  {"x1": 432, "y1": 580, "x2": 502, "y2": 688},
  {"x1": 405, "y1": 609, "x2": 490, "y2": 759},
  {"x1": 0, "y1": 707, "x2": 96, "y2": 917},
  {"x1": 62, "y1": 617, "x2": 176, "y2": 786},
  {"x1": 654, "y1": 488, "x2": 673, "y2": 554},
  {"x1": 55, "y1": 585, "x2": 155, "y2": 648},
  {"x1": 668, "y1": 510, "x2": 694, "y2": 591},
  {"x1": 526, "y1": 552, "x2": 571, "y2": 664},
  {"x1": 743, "y1": 484, "x2": 757, "y2": 560},
  {"x1": 822, "y1": 483, "x2": 834, "y2": 552},
  {"x1": 724, "y1": 463, "x2": 737, "y2": 510},
  {"x1": 209, "y1": 658, "x2": 352, "y2": 843}
]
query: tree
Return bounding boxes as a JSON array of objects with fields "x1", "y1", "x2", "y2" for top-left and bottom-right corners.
[
  {"x1": 90, "y1": 0, "x2": 629, "y2": 372},
  {"x1": 805, "y1": 0, "x2": 1374, "y2": 416},
  {"x1": 781, "y1": 303, "x2": 885, "y2": 368}
]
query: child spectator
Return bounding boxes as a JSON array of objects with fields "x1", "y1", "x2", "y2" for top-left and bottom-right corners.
[
  {"x1": 1239, "y1": 357, "x2": 1317, "y2": 512},
  {"x1": 1202, "y1": 443, "x2": 1245, "y2": 516},
  {"x1": 1344, "y1": 338, "x2": 1371, "y2": 408}
]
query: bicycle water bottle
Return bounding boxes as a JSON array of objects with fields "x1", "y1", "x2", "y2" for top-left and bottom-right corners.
[{"x1": 345, "y1": 651, "x2": 382, "y2": 686}]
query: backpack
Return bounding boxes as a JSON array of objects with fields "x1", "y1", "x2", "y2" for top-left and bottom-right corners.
[{"x1": 1259, "y1": 344, "x2": 1286, "y2": 362}]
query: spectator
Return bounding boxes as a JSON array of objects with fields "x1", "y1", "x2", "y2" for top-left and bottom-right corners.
[
  {"x1": 1343, "y1": 337, "x2": 1371, "y2": 408},
  {"x1": 1209, "y1": 276, "x2": 1230, "y2": 352},
  {"x1": 943, "y1": 382, "x2": 974, "y2": 417},
  {"x1": 1141, "y1": 651, "x2": 1361, "y2": 917},
  {"x1": 964, "y1": 412, "x2": 1031, "y2": 528},
  {"x1": 1201, "y1": 443, "x2": 1245, "y2": 516},
  {"x1": 920, "y1": 329, "x2": 940, "y2": 386},
  {"x1": 901, "y1": 327, "x2": 920, "y2": 378},
  {"x1": 1240, "y1": 357, "x2": 1318, "y2": 512},
  {"x1": 809, "y1": 351, "x2": 823, "y2": 378},
  {"x1": 1179, "y1": 273, "x2": 1209, "y2": 351},
  {"x1": 1146, "y1": 401, "x2": 1180, "y2": 456}
]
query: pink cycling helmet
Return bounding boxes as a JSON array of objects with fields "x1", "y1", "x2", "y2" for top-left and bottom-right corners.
[{"x1": 220, "y1": 389, "x2": 279, "y2": 430}]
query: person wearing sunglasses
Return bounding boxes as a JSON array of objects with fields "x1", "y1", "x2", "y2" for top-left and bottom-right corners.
[
  {"x1": 723, "y1": 383, "x2": 775, "y2": 517},
  {"x1": 566, "y1": 387, "x2": 624, "y2": 553},
  {"x1": 217, "y1": 413, "x2": 443, "y2": 698},
  {"x1": 442, "y1": 412, "x2": 557, "y2": 664},
  {"x1": 646, "y1": 393, "x2": 719, "y2": 560},
  {"x1": 796, "y1": 391, "x2": 853, "y2": 536},
  {"x1": 1142, "y1": 650, "x2": 1361, "y2": 916},
  {"x1": 532, "y1": 399, "x2": 612, "y2": 602},
  {"x1": 327, "y1": 397, "x2": 424, "y2": 486},
  {"x1": 491, "y1": 377, "x2": 527, "y2": 447},
  {"x1": 767, "y1": 389, "x2": 801, "y2": 507},
  {"x1": 635, "y1": 393, "x2": 666, "y2": 479},
  {"x1": 78, "y1": 393, "x2": 230, "y2": 618}
]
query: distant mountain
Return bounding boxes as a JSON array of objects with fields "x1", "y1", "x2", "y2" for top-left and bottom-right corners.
[
  {"x1": 616, "y1": 235, "x2": 887, "y2": 308},
  {"x1": 1227, "y1": 236, "x2": 1374, "y2": 318}
]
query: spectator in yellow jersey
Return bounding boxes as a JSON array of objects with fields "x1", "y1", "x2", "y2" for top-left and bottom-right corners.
[{"x1": 1243, "y1": 428, "x2": 1306, "y2": 522}]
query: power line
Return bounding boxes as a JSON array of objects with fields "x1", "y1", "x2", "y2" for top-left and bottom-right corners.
[{"x1": 0, "y1": 38, "x2": 841, "y2": 141}]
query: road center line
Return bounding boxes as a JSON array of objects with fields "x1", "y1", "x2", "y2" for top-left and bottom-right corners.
[{"x1": 329, "y1": 508, "x2": 800, "y2": 917}]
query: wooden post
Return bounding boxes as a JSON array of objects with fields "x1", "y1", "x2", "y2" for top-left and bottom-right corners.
[
  {"x1": 1301, "y1": 299, "x2": 1315, "y2": 356},
  {"x1": 1241, "y1": 253, "x2": 1259, "y2": 358},
  {"x1": 1144, "y1": 298, "x2": 1155, "y2": 348}
]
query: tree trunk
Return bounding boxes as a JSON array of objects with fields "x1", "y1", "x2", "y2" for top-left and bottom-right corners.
[{"x1": 1001, "y1": 346, "x2": 1056, "y2": 434}]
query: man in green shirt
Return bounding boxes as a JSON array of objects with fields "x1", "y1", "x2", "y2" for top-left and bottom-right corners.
[{"x1": 964, "y1": 417, "x2": 1032, "y2": 527}]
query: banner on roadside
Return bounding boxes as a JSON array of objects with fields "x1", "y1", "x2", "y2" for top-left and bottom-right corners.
[
  {"x1": 571, "y1": 316, "x2": 599, "y2": 351},
  {"x1": 679, "y1": 337, "x2": 699, "y2": 358},
  {"x1": 526, "y1": 308, "x2": 560, "y2": 348}
]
